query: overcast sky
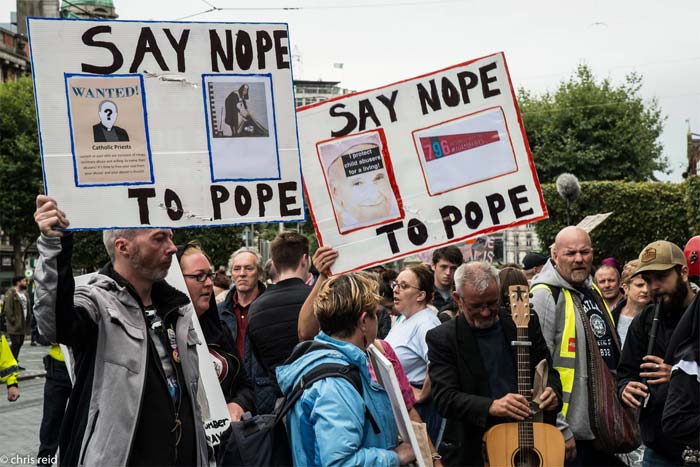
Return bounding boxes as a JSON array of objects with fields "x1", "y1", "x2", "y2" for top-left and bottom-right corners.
[{"x1": 3, "y1": 0, "x2": 698, "y2": 181}]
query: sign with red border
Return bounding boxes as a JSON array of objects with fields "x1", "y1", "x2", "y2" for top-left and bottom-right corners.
[{"x1": 298, "y1": 52, "x2": 548, "y2": 274}]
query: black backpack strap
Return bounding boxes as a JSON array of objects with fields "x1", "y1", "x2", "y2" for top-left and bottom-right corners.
[
  {"x1": 532, "y1": 283, "x2": 562, "y2": 304},
  {"x1": 283, "y1": 341, "x2": 336, "y2": 366},
  {"x1": 276, "y1": 362, "x2": 381, "y2": 434}
]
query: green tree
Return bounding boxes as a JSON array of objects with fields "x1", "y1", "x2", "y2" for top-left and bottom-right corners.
[
  {"x1": 0, "y1": 76, "x2": 43, "y2": 275},
  {"x1": 518, "y1": 65, "x2": 668, "y2": 183},
  {"x1": 534, "y1": 180, "x2": 693, "y2": 262}
]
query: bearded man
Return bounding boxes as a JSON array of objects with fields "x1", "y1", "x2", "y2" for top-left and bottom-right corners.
[
  {"x1": 32, "y1": 195, "x2": 208, "y2": 467},
  {"x1": 619, "y1": 240, "x2": 697, "y2": 466}
]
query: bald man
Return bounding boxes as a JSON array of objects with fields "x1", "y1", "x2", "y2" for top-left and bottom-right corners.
[
  {"x1": 327, "y1": 143, "x2": 398, "y2": 231},
  {"x1": 530, "y1": 226, "x2": 623, "y2": 466}
]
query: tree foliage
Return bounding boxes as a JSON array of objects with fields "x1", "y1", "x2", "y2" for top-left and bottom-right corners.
[
  {"x1": 0, "y1": 76, "x2": 43, "y2": 274},
  {"x1": 518, "y1": 65, "x2": 668, "y2": 183},
  {"x1": 534, "y1": 180, "x2": 695, "y2": 263},
  {"x1": 685, "y1": 176, "x2": 700, "y2": 237},
  {"x1": 71, "y1": 209, "x2": 319, "y2": 273}
]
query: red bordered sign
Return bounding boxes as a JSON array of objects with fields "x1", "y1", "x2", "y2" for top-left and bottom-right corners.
[{"x1": 298, "y1": 52, "x2": 547, "y2": 274}]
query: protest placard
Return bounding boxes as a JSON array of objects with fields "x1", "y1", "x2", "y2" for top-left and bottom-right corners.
[
  {"x1": 298, "y1": 52, "x2": 547, "y2": 273},
  {"x1": 28, "y1": 18, "x2": 303, "y2": 229},
  {"x1": 368, "y1": 345, "x2": 429, "y2": 467}
]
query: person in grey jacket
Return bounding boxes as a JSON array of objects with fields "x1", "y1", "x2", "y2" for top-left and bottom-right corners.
[
  {"x1": 32, "y1": 195, "x2": 208, "y2": 467},
  {"x1": 530, "y1": 226, "x2": 622, "y2": 466}
]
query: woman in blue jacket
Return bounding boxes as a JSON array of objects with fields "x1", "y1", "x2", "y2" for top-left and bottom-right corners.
[{"x1": 276, "y1": 272, "x2": 415, "y2": 467}]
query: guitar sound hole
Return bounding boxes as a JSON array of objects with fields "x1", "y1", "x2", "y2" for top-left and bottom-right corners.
[{"x1": 511, "y1": 447, "x2": 542, "y2": 467}]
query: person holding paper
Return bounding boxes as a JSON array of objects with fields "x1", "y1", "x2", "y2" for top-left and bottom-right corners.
[
  {"x1": 177, "y1": 241, "x2": 255, "y2": 422},
  {"x1": 32, "y1": 195, "x2": 209, "y2": 467},
  {"x1": 427, "y1": 262, "x2": 561, "y2": 466},
  {"x1": 276, "y1": 272, "x2": 415, "y2": 467},
  {"x1": 384, "y1": 265, "x2": 442, "y2": 443}
]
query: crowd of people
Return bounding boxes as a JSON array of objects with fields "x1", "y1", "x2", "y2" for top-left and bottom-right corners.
[{"x1": 0, "y1": 194, "x2": 697, "y2": 467}]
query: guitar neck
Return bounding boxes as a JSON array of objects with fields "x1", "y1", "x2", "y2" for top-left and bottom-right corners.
[
  {"x1": 516, "y1": 326, "x2": 532, "y2": 401},
  {"x1": 509, "y1": 285, "x2": 534, "y2": 450}
]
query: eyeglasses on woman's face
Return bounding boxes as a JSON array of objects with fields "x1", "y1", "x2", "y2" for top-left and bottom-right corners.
[
  {"x1": 183, "y1": 271, "x2": 215, "y2": 283},
  {"x1": 391, "y1": 280, "x2": 421, "y2": 291}
]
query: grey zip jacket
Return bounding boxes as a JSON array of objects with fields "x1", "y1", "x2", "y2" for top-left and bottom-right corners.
[
  {"x1": 530, "y1": 259, "x2": 596, "y2": 442},
  {"x1": 33, "y1": 234, "x2": 208, "y2": 466}
]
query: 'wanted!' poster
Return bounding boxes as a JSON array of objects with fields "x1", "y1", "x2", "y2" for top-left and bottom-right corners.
[
  {"x1": 298, "y1": 52, "x2": 547, "y2": 274},
  {"x1": 66, "y1": 74, "x2": 153, "y2": 186}
]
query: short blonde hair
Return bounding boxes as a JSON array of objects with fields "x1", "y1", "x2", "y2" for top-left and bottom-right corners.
[
  {"x1": 314, "y1": 272, "x2": 380, "y2": 338},
  {"x1": 621, "y1": 260, "x2": 641, "y2": 285}
]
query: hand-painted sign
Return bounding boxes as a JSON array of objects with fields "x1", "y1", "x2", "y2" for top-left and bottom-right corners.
[
  {"x1": 28, "y1": 18, "x2": 303, "y2": 229},
  {"x1": 298, "y1": 52, "x2": 547, "y2": 273}
]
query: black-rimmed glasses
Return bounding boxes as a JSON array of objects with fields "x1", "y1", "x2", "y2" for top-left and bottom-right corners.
[{"x1": 183, "y1": 272, "x2": 215, "y2": 283}]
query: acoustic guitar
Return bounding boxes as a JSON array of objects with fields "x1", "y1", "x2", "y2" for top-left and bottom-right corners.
[{"x1": 482, "y1": 285, "x2": 565, "y2": 467}]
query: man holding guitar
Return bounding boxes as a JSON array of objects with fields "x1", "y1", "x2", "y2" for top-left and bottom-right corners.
[{"x1": 427, "y1": 262, "x2": 562, "y2": 466}]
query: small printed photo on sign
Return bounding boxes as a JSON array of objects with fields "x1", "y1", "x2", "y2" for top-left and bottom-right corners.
[
  {"x1": 65, "y1": 74, "x2": 153, "y2": 187},
  {"x1": 317, "y1": 130, "x2": 403, "y2": 234},
  {"x1": 203, "y1": 74, "x2": 280, "y2": 182},
  {"x1": 412, "y1": 106, "x2": 517, "y2": 195}
]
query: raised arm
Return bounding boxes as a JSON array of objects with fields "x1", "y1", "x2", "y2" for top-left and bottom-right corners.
[
  {"x1": 33, "y1": 195, "x2": 96, "y2": 347},
  {"x1": 298, "y1": 246, "x2": 338, "y2": 341}
]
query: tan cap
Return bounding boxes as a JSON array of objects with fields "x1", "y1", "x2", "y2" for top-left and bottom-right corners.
[{"x1": 634, "y1": 240, "x2": 687, "y2": 276}]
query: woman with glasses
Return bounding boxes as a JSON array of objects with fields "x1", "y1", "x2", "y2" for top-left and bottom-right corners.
[
  {"x1": 384, "y1": 264, "x2": 443, "y2": 443},
  {"x1": 177, "y1": 242, "x2": 255, "y2": 425}
]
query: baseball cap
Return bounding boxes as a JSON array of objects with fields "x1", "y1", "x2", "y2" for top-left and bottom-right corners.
[
  {"x1": 633, "y1": 240, "x2": 687, "y2": 276},
  {"x1": 522, "y1": 252, "x2": 548, "y2": 270},
  {"x1": 685, "y1": 236, "x2": 700, "y2": 277}
]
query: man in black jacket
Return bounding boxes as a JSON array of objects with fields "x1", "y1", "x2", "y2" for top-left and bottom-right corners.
[
  {"x1": 427, "y1": 261, "x2": 562, "y2": 466},
  {"x1": 431, "y1": 246, "x2": 463, "y2": 311},
  {"x1": 619, "y1": 240, "x2": 697, "y2": 466},
  {"x1": 247, "y1": 231, "x2": 311, "y2": 406}
]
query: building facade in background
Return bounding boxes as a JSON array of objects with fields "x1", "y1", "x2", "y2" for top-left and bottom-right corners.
[{"x1": 294, "y1": 80, "x2": 353, "y2": 108}]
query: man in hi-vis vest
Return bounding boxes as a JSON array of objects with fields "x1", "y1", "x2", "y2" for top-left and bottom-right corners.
[{"x1": 531, "y1": 226, "x2": 622, "y2": 466}]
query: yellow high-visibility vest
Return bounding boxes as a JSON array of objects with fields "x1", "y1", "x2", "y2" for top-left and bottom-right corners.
[
  {"x1": 49, "y1": 344, "x2": 65, "y2": 362},
  {"x1": 531, "y1": 283, "x2": 612, "y2": 417},
  {"x1": 0, "y1": 335, "x2": 19, "y2": 386}
]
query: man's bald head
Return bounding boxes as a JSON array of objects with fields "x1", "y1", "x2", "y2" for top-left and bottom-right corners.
[
  {"x1": 552, "y1": 226, "x2": 594, "y2": 286},
  {"x1": 554, "y1": 226, "x2": 592, "y2": 250}
]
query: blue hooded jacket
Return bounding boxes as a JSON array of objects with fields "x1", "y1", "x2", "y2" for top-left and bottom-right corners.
[{"x1": 276, "y1": 332, "x2": 400, "y2": 467}]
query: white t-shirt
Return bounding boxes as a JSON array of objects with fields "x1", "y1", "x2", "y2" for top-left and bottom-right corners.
[
  {"x1": 18, "y1": 292, "x2": 28, "y2": 320},
  {"x1": 617, "y1": 314, "x2": 635, "y2": 349},
  {"x1": 385, "y1": 307, "x2": 441, "y2": 386}
]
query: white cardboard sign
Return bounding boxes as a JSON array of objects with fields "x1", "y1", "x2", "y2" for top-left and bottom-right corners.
[
  {"x1": 28, "y1": 18, "x2": 304, "y2": 229},
  {"x1": 298, "y1": 53, "x2": 547, "y2": 273},
  {"x1": 368, "y1": 345, "x2": 427, "y2": 467}
]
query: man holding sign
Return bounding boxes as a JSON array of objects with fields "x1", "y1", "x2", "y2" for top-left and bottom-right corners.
[{"x1": 32, "y1": 195, "x2": 208, "y2": 467}]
